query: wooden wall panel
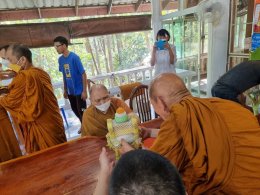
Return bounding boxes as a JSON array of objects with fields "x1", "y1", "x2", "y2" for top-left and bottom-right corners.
[{"x1": 0, "y1": 15, "x2": 151, "y2": 48}]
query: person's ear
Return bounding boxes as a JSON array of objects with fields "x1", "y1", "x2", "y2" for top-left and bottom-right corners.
[
  {"x1": 158, "y1": 96, "x2": 170, "y2": 113},
  {"x1": 20, "y1": 56, "x2": 27, "y2": 64},
  {"x1": 16, "y1": 56, "x2": 26, "y2": 66}
]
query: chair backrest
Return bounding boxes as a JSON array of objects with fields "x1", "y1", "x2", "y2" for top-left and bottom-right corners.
[
  {"x1": 87, "y1": 79, "x2": 95, "y2": 95},
  {"x1": 129, "y1": 84, "x2": 151, "y2": 123}
]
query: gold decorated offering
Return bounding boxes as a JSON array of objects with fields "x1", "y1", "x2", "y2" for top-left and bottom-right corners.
[{"x1": 106, "y1": 107, "x2": 140, "y2": 159}]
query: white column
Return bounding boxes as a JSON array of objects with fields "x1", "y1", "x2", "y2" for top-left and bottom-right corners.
[
  {"x1": 151, "y1": 0, "x2": 162, "y2": 40},
  {"x1": 206, "y1": 0, "x2": 230, "y2": 97}
]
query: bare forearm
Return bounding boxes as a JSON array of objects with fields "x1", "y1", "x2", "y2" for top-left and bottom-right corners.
[
  {"x1": 82, "y1": 72, "x2": 87, "y2": 93},
  {"x1": 62, "y1": 77, "x2": 67, "y2": 92},
  {"x1": 93, "y1": 171, "x2": 110, "y2": 195},
  {"x1": 168, "y1": 47, "x2": 175, "y2": 64},
  {"x1": 150, "y1": 47, "x2": 156, "y2": 66}
]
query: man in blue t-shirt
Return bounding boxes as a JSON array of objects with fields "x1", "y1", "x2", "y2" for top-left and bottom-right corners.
[{"x1": 54, "y1": 36, "x2": 87, "y2": 125}]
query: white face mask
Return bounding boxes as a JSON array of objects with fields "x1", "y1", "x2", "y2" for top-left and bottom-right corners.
[
  {"x1": 95, "y1": 100, "x2": 111, "y2": 113},
  {"x1": 160, "y1": 39, "x2": 167, "y2": 42}
]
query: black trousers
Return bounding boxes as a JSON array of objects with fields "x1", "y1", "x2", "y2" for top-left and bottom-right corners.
[{"x1": 68, "y1": 95, "x2": 86, "y2": 123}]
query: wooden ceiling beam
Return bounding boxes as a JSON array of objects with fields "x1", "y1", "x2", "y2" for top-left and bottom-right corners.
[
  {"x1": 0, "y1": 4, "x2": 153, "y2": 21},
  {"x1": 0, "y1": 15, "x2": 152, "y2": 48}
]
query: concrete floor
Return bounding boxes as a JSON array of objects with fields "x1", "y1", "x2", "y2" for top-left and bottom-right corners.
[{"x1": 61, "y1": 109, "x2": 81, "y2": 141}]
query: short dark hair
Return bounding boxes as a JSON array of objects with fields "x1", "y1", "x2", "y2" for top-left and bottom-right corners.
[
  {"x1": 156, "y1": 29, "x2": 171, "y2": 41},
  {"x1": 109, "y1": 150, "x2": 186, "y2": 195},
  {"x1": 10, "y1": 44, "x2": 32, "y2": 63},
  {"x1": 53, "y1": 36, "x2": 68, "y2": 47}
]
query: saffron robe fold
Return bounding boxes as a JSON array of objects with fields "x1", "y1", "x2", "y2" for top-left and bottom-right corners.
[
  {"x1": 0, "y1": 67, "x2": 67, "y2": 153},
  {"x1": 0, "y1": 106, "x2": 22, "y2": 162},
  {"x1": 82, "y1": 97, "x2": 132, "y2": 137},
  {"x1": 151, "y1": 97, "x2": 260, "y2": 194},
  {"x1": 119, "y1": 82, "x2": 141, "y2": 101}
]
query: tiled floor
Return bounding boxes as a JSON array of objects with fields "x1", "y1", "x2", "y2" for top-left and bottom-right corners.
[{"x1": 61, "y1": 109, "x2": 81, "y2": 141}]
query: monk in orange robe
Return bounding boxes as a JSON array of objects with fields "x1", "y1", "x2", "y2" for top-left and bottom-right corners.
[
  {"x1": 82, "y1": 84, "x2": 137, "y2": 137},
  {"x1": 0, "y1": 105, "x2": 22, "y2": 162},
  {"x1": 0, "y1": 44, "x2": 66, "y2": 153},
  {"x1": 121, "y1": 73, "x2": 260, "y2": 194}
]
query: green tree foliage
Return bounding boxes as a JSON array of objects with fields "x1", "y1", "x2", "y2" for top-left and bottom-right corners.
[
  {"x1": 113, "y1": 32, "x2": 151, "y2": 71},
  {"x1": 31, "y1": 31, "x2": 153, "y2": 83}
]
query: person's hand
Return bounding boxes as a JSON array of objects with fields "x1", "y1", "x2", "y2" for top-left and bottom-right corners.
[
  {"x1": 0, "y1": 87, "x2": 8, "y2": 95},
  {"x1": 81, "y1": 91, "x2": 87, "y2": 100},
  {"x1": 94, "y1": 147, "x2": 114, "y2": 195},
  {"x1": 99, "y1": 147, "x2": 115, "y2": 175},
  {"x1": 164, "y1": 42, "x2": 171, "y2": 49},
  {"x1": 0, "y1": 70, "x2": 16, "y2": 79},
  {"x1": 139, "y1": 126, "x2": 152, "y2": 141},
  {"x1": 6, "y1": 70, "x2": 17, "y2": 78},
  {"x1": 63, "y1": 91, "x2": 68, "y2": 99},
  {"x1": 119, "y1": 139, "x2": 134, "y2": 155}
]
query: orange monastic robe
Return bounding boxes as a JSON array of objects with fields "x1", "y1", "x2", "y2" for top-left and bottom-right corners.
[
  {"x1": 0, "y1": 106, "x2": 22, "y2": 162},
  {"x1": 150, "y1": 96, "x2": 260, "y2": 194},
  {"x1": 0, "y1": 67, "x2": 67, "y2": 153},
  {"x1": 82, "y1": 97, "x2": 132, "y2": 137}
]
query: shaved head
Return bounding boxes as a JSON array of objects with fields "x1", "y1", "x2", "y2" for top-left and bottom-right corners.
[
  {"x1": 90, "y1": 84, "x2": 108, "y2": 96},
  {"x1": 149, "y1": 73, "x2": 191, "y2": 107},
  {"x1": 90, "y1": 84, "x2": 110, "y2": 106}
]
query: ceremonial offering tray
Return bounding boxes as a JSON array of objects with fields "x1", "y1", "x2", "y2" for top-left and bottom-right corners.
[{"x1": 106, "y1": 107, "x2": 140, "y2": 159}]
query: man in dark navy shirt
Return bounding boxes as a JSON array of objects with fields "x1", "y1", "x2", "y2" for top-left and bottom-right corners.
[
  {"x1": 54, "y1": 36, "x2": 87, "y2": 125},
  {"x1": 211, "y1": 60, "x2": 260, "y2": 103}
]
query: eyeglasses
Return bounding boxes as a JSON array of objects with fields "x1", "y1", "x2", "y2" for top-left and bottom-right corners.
[
  {"x1": 95, "y1": 95, "x2": 110, "y2": 104},
  {"x1": 54, "y1": 44, "x2": 63, "y2": 48}
]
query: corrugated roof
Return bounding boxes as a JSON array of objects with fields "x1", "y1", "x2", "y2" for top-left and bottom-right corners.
[
  {"x1": 0, "y1": 0, "x2": 158, "y2": 21},
  {"x1": 0, "y1": 0, "x2": 151, "y2": 10}
]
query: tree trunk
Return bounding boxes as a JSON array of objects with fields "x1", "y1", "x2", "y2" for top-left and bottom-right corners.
[
  {"x1": 144, "y1": 32, "x2": 151, "y2": 51},
  {"x1": 115, "y1": 34, "x2": 123, "y2": 66},
  {"x1": 93, "y1": 38, "x2": 101, "y2": 74},
  {"x1": 85, "y1": 37, "x2": 99, "y2": 75},
  {"x1": 100, "y1": 36, "x2": 110, "y2": 73},
  {"x1": 107, "y1": 35, "x2": 114, "y2": 72},
  {"x1": 112, "y1": 35, "x2": 116, "y2": 52}
]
